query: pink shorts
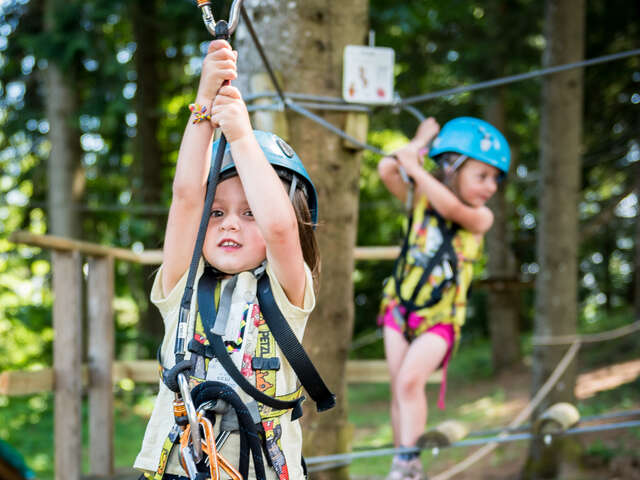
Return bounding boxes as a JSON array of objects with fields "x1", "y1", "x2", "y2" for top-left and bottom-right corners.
[{"x1": 379, "y1": 305, "x2": 455, "y2": 409}]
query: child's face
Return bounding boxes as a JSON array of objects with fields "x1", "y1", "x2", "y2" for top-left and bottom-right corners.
[
  {"x1": 203, "y1": 175, "x2": 267, "y2": 274},
  {"x1": 454, "y1": 159, "x2": 500, "y2": 207}
]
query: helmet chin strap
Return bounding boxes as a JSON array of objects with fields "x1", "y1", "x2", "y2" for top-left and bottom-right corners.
[
  {"x1": 288, "y1": 175, "x2": 298, "y2": 202},
  {"x1": 446, "y1": 154, "x2": 468, "y2": 173},
  {"x1": 443, "y1": 154, "x2": 467, "y2": 188}
]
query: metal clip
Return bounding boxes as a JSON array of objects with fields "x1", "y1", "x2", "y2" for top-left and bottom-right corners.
[
  {"x1": 178, "y1": 373, "x2": 203, "y2": 463},
  {"x1": 196, "y1": 0, "x2": 244, "y2": 38},
  {"x1": 180, "y1": 412, "x2": 242, "y2": 480}
]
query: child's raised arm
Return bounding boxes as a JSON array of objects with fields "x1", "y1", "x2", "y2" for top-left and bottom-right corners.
[
  {"x1": 211, "y1": 86, "x2": 307, "y2": 307},
  {"x1": 161, "y1": 40, "x2": 237, "y2": 296},
  {"x1": 378, "y1": 117, "x2": 440, "y2": 204},
  {"x1": 380, "y1": 117, "x2": 494, "y2": 235}
]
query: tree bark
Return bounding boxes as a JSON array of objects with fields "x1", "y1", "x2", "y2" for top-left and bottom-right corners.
[
  {"x1": 524, "y1": 0, "x2": 585, "y2": 477},
  {"x1": 44, "y1": 0, "x2": 84, "y2": 239},
  {"x1": 236, "y1": 2, "x2": 368, "y2": 479},
  {"x1": 634, "y1": 173, "x2": 640, "y2": 319},
  {"x1": 485, "y1": 89, "x2": 522, "y2": 372},
  {"x1": 131, "y1": 0, "x2": 165, "y2": 348}
]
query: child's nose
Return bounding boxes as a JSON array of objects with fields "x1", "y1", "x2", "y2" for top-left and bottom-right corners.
[{"x1": 220, "y1": 214, "x2": 240, "y2": 231}]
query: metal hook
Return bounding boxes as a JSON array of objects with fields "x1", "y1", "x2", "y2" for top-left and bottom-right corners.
[
  {"x1": 178, "y1": 373, "x2": 203, "y2": 463},
  {"x1": 196, "y1": 0, "x2": 244, "y2": 37}
]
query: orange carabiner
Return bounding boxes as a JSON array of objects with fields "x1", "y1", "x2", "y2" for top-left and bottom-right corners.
[
  {"x1": 200, "y1": 416, "x2": 243, "y2": 480},
  {"x1": 180, "y1": 413, "x2": 243, "y2": 480}
]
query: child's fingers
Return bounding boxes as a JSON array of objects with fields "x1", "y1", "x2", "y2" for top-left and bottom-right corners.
[
  {"x1": 207, "y1": 39, "x2": 232, "y2": 54},
  {"x1": 210, "y1": 46, "x2": 236, "y2": 61},
  {"x1": 217, "y1": 85, "x2": 242, "y2": 99}
]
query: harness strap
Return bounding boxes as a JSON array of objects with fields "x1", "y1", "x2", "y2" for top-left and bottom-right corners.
[
  {"x1": 392, "y1": 207, "x2": 460, "y2": 314},
  {"x1": 198, "y1": 268, "x2": 306, "y2": 419},
  {"x1": 256, "y1": 274, "x2": 336, "y2": 412},
  {"x1": 191, "y1": 381, "x2": 267, "y2": 480}
]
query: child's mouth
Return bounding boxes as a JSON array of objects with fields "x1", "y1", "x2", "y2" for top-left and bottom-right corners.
[{"x1": 219, "y1": 239, "x2": 241, "y2": 249}]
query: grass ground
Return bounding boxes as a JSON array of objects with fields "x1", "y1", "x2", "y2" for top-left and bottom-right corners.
[{"x1": 1, "y1": 337, "x2": 639, "y2": 479}]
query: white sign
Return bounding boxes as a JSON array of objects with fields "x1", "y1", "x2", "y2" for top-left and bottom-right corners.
[{"x1": 343, "y1": 45, "x2": 395, "y2": 105}]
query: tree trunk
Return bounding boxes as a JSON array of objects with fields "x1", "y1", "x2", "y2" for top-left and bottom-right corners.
[
  {"x1": 131, "y1": 0, "x2": 165, "y2": 349},
  {"x1": 524, "y1": 0, "x2": 585, "y2": 478},
  {"x1": 634, "y1": 174, "x2": 640, "y2": 319},
  {"x1": 44, "y1": 0, "x2": 83, "y2": 239},
  {"x1": 236, "y1": 2, "x2": 368, "y2": 479},
  {"x1": 485, "y1": 89, "x2": 522, "y2": 372}
]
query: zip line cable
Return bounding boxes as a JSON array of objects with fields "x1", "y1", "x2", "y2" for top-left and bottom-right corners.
[
  {"x1": 398, "y1": 48, "x2": 640, "y2": 105},
  {"x1": 240, "y1": 5, "x2": 639, "y2": 156},
  {"x1": 240, "y1": 5, "x2": 390, "y2": 156}
]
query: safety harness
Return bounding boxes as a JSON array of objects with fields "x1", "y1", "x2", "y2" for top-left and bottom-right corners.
[
  {"x1": 390, "y1": 202, "x2": 461, "y2": 318},
  {"x1": 153, "y1": 3, "x2": 335, "y2": 479}
]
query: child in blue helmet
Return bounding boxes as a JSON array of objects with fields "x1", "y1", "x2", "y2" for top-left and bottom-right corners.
[
  {"x1": 135, "y1": 40, "x2": 319, "y2": 480},
  {"x1": 377, "y1": 117, "x2": 510, "y2": 480}
]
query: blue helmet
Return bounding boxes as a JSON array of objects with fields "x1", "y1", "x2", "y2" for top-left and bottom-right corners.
[
  {"x1": 429, "y1": 117, "x2": 510, "y2": 175},
  {"x1": 212, "y1": 130, "x2": 318, "y2": 224}
]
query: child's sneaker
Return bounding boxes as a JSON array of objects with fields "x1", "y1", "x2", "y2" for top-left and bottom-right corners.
[{"x1": 385, "y1": 455, "x2": 424, "y2": 480}]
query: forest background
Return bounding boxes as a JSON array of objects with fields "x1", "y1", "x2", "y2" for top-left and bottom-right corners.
[{"x1": 0, "y1": 0, "x2": 639, "y2": 479}]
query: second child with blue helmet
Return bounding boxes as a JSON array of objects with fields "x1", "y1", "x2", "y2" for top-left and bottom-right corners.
[
  {"x1": 377, "y1": 116, "x2": 510, "y2": 480},
  {"x1": 134, "y1": 40, "x2": 319, "y2": 480}
]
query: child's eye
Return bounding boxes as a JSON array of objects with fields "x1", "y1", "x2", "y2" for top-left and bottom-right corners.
[
  {"x1": 210, "y1": 209, "x2": 223, "y2": 218},
  {"x1": 243, "y1": 210, "x2": 254, "y2": 217}
]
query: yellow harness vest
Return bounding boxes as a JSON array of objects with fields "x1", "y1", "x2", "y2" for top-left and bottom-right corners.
[{"x1": 380, "y1": 196, "x2": 482, "y2": 343}]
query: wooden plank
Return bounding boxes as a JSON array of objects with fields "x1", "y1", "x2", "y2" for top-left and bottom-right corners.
[
  {"x1": 10, "y1": 231, "x2": 144, "y2": 263},
  {"x1": 0, "y1": 369, "x2": 54, "y2": 395},
  {"x1": 0, "y1": 359, "x2": 443, "y2": 396},
  {"x1": 88, "y1": 256, "x2": 114, "y2": 476},
  {"x1": 354, "y1": 246, "x2": 400, "y2": 261},
  {"x1": 345, "y1": 359, "x2": 442, "y2": 384},
  {"x1": 112, "y1": 360, "x2": 158, "y2": 383},
  {"x1": 52, "y1": 250, "x2": 83, "y2": 480},
  {"x1": 343, "y1": 112, "x2": 369, "y2": 150}
]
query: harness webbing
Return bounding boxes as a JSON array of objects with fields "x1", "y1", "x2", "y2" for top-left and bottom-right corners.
[
  {"x1": 392, "y1": 207, "x2": 460, "y2": 314},
  {"x1": 191, "y1": 381, "x2": 267, "y2": 480},
  {"x1": 197, "y1": 269, "x2": 305, "y2": 416},
  {"x1": 256, "y1": 275, "x2": 336, "y2": 412}
]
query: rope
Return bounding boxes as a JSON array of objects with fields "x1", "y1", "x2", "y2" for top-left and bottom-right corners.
[
  {"x1": 239, "y1": 5, "x2": 392, "y2": 157},
  {"x1": 532, "y1": 319, "x2": 640, "y2": 346},
  {"x1": 468, "y1": 408, "x2": 640, "y2": 438},
  {"x1": 306, "y1": 418, "x2": 640, "y2": 473},
  {"x1": 350, "y1": 329, "x2": 383, "y2": 351},
  {"x1": 431, "y1": 340, "x2": 581, "y2": 480},
  {"x1": 306, "y1": 342, "x2": 580, "y2": 473},
  {"x1": 400, "y1": 48, "x2": 640, "y2": 105}
]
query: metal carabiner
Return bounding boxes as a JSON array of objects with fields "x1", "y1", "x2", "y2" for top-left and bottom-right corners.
[
  {"x1": 177, "y1": 373, "x2": 203, "y2": 463},
  {"x1": 180, "y1": 413, "x2": 242, "y2": 480},
  {"x1": 196, "y1": 0, "x2": 244, "y2": 38}
]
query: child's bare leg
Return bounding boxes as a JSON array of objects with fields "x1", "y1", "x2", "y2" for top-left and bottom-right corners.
[
  {"x1": 395, "y1": 332, "x2": 448, "y2": 446},
  {"x1": 383, "y1": 327, "x2": 409, "y2": 446}
]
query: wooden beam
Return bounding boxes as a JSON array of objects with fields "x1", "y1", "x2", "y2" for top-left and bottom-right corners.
[
  {"x1": 52, "y1": 250, "x2": 83, "y2": 480},
  {"x1": 0, "y1": 360, "x2": 442, "y2": 396},
  {"x1": 88, "y1": 256, "x2": 114, "y2": 476},
  {"x1": 10, "y1": 231, "x2": 145, "y2": 263}
]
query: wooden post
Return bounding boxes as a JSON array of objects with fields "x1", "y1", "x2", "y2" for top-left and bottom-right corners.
[
  {"x1": 88, "y1": 256, "x2": 115, "y2": 476},
  {"x1": 52, "y1": 250, "x2": 83, "y2": 480}
]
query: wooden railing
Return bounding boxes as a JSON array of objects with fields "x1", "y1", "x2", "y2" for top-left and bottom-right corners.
[
  {"x1": 3, "y1": 231, "x2": 415, "y2": 480},
  {"x1": 5, "y1": 231, "x2": 528, "y2": 480}
]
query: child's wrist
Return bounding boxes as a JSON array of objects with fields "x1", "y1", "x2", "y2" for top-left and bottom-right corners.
[{"x1": 228, "y1": 131, "x2": 255, "y2": 147}]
